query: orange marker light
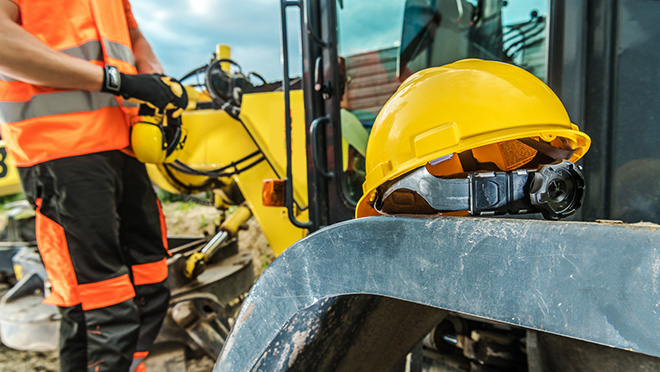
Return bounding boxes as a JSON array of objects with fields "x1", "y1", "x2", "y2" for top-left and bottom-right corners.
[{"x1": 262, "y1": 179, "x2": 286, "y2": 207}]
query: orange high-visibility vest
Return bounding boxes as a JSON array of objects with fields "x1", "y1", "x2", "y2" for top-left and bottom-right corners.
[{"x1": 0, "y1": 0, "x2": 139, "y2": 166}]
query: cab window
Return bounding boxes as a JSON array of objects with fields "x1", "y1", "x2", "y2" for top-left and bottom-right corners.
[{"x1": 336, "y1": 0, "x2": 550, "y2": 204}]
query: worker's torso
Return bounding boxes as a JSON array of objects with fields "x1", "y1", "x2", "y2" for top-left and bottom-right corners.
[{"x1": 0, "y1": 0, "x2": 138, "y2": 166}]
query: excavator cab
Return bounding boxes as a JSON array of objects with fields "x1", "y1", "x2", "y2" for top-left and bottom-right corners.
[{"x1": 288, "y1": 0, "x2": 561, "y2": 231}]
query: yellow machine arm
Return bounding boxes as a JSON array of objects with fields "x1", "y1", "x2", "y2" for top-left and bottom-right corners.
[
  {"x1": 146, "y1": 45, "x2": 309, "y2": 256},
  {"x1": 184, "y1": 204, "x2": 252, "y2": 279}
]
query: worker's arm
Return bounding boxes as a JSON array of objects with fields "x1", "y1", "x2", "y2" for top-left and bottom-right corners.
[
  {"x1": 130, "y1": 27, "x2": 164, "y2": 75},
  {"x1": 0, "y1": 0, "x2": 186, "y2": 113},
  {"x1": 0, "y1": 0, "x2": 104, "y2": 90}
]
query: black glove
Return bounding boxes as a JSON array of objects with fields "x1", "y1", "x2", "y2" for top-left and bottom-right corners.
[
  {"x1": 137, "y1": 104, "x2": 182, "y2": 126},
  {"x1": 101, "y1": 65, "x2": 188, "y2": 117}
]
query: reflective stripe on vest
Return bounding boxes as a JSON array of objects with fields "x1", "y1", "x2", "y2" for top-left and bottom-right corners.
[
  {"x1": 0, "y1": 91, "x2": 118, "y2": 123},
  {"x1": 103, "y1": 39, "x2": 135, "y2": 66},
  {"x1": 0, "y1": 0, "x2": 137, "y2": 166},
  {"x1": 0, "y1": 39, "x2": 134, "y2": 82}
]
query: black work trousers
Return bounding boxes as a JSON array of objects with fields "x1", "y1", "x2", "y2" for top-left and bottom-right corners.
[{"x1": 18, "y1": 150, "x2": 170, "y2": 372}]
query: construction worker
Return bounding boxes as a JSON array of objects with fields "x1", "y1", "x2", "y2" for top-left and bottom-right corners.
[{"x1": 0, "y1": 1, "x2": 187, "y2": 371}]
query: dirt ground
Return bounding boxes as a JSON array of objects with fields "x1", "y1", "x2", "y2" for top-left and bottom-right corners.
[
  {"x1": 0, "y1": 201, "x2": 273, "y2": 372},
  {"x1": 160, "y1": 201, "x2": 274, "y2": 275}
]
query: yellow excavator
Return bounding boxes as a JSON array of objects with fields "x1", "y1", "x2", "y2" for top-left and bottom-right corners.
[
  {"x1": 145, "y1": 44, "x2": 310, "y2": 258},
  {"x1": 208, "y1": 1, "x2": 660, "y2": 371}
]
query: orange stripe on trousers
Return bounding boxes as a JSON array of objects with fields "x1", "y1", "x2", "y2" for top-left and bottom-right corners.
[
  {"x1": 78, "y1": 274, "x2": 135, "y2": 311},
  {"x1": 156, "y1": 199, "x2": 171, "y2": 256},
  {"x1": 132, "y1": 258, "x2": 168, "y2": 286},
  {"x1": 35, "y1": 199, "x2": 81, "y2": 307}
]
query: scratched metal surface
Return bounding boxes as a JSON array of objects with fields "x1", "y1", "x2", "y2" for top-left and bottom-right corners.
[{"x1": 214, "y1": 216, "x2": 660, "y2": 371}]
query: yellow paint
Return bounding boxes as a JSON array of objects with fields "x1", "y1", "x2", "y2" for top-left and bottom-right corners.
[
  {"x1": 221, "y1": 205, "x2": 252, "y2": 235},
  {"x1": 149, "y1": 90, "x2": 309, "y2": 256},
  {"x1": 216, "y1": 44, "x2": 232, "y2": 72},
  {"x1": 0, "y1": 141, "x2": 24, "y2": 197},
  {"x1": 145, "y1": 164, "x2": 180, "y2": 194},
  {"x1": 13, "y1": 264, "x2": 22, "y2": 281}
]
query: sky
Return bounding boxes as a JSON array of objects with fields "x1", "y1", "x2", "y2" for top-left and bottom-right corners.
[
  {"x1": 131, "y1": 0, "x2": 302, "y2": 83},
  {"x1": 131, "y1": 0, "x2": 547, "y2": 83}
]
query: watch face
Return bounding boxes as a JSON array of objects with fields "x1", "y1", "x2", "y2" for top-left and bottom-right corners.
[{"x1": 106, "y1": 66, "x2": 121, "y2": 91}]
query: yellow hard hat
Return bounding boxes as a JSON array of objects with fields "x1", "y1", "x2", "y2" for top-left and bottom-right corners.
[
  {"x1": 131, "y1": 118, "x2": 187, "y2": 164},
  {"x1": 356, "y1": 59, "x2": 591, "y2": 218}
]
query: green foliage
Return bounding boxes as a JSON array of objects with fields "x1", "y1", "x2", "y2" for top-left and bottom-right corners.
[
  {"x1": 226, "y1": 205, "x2": 239, "y2": 215},
  {"x1": 156, "y1": 189, "x2": 214, "y2": 211},
  {"x1": 261, "y1": 254, "x2": 273, "y2": 270},
  {"x1": 156, "y1": 187, "x2": 206, "y2": 201},
  {"x1": 156, "y1": 188, "x2": 188, "y2": 203},
  {"x1": 177, "y1": 202, "x2": 193, "y2": 212},
  {"x1": 0, "y1": 193, "x2": 26, "y2": 209},
  {"x1": 198, "y1": 214, "x2": 209, "y2": 230}
]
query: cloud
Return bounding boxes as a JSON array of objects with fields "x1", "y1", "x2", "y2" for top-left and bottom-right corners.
[{"x1": 131, "y1": 0, "x2": 302, "y2": 82}]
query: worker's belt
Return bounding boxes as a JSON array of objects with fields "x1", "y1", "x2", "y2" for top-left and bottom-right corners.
[{"x1": 376, "y1": 160, "x2": 585, "y2": 220}]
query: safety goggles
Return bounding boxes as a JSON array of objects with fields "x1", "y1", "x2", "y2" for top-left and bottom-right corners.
[{"x1": 375, "y1": 160, "x2": 585, "y2": 220}]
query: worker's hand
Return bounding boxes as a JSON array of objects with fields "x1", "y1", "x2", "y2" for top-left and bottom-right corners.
[
  {"x1": 101, "y1": 65, "x2": 188, "y2": 117},
  {"x1": 136, "y1": 104, "x2": 161, "y2": 124}
]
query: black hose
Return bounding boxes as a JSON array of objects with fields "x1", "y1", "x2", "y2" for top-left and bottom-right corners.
[{"x1": 180, "y1": 64, "x2": 209, "y2": 83}]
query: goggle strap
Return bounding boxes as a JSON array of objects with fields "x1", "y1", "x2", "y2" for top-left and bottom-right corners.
[{"x1": 377, "y1": 160, "x2": 585, "y2": 220}]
